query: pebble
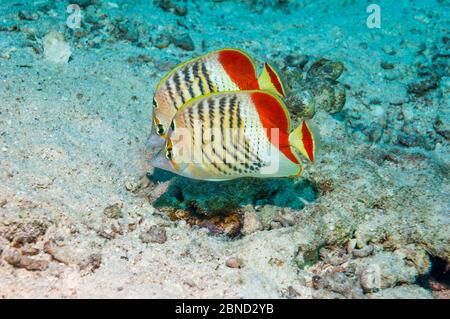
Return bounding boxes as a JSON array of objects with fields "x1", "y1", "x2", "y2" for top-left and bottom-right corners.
[
  {"x1": 352, "y1": 245, "x2": 374, "y2": 258},
  {"x1": 139, "y1": 226, "x2": 167, "y2": 244},
  {"x1": 43, "y1": 240, "x2": 102, "y2": 273},
  {"x1": 3, "y1": 248, "x2": 48, "y2": 271},
  {"x1": 172, "y1": 33, "x2": 195, "y2": 51},
  {"x1": 0, "y1": 199, "x2": 7, "y2": 208},
  {"x1": 382, "y1": 45, "x2": 397, "y2": 56},
  {"x1": 103, "y1": 203, "x2": 123, "y2": 219},
  {"x1": 360, "y1": 264, "x2": 381, "y2": 293},
  {"x1": 272, "y1": 211, "x2": 295, "y2": 227},
  {"x1": 380, "y1": 62, "x2": 395, "y2": 70},
  {"x1": 155, "y1": 0, "x2": 188, "y2": 16},
  {"x1": 284, "y1": 53, "x2": 309, "y2": 69},
  {"x1": 225, "y1": 257, "x2": 242, "y2": 269},
  {"x1": 241, "y1": 211, "x2": 263, "y2": 235}
]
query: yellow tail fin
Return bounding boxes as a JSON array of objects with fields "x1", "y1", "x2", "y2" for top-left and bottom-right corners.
[
  {"x1": 258, "y1": 63, "x2": 286, "y2": 97},
  {"x1": 289, "y1": 120, "x2": 316, "y2": 162}
]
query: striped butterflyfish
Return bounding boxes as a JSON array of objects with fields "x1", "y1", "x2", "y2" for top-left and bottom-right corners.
[
  {"x1": 148, "y1": 48, "x2": 285, "y2": 151},
  {"x1": 152, "y1": 90, "x2": 315, "y2": 181}
]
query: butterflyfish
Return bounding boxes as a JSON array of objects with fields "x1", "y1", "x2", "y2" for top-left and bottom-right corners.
[{"x1": 152, "y1": 90, "x2": 315, "y2": 181}]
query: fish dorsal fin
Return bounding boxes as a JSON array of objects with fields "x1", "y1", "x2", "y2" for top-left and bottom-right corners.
[
  {"x1": 218, "y1": 49, "x2": 259, "y2": 90},
  {"x1": 258, "y1": 63, "x2": 286, "y2": 97},
  {"x1": 251, "y1": 91, "x2": 299, "y2": 164},
  {"x1": 288, "y1": 120, "x2": 316, "y2": 162}
]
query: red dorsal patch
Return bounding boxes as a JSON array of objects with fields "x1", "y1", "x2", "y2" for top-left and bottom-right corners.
[
  {"x1": 302, "y1": 121, "x2": 314, "y2": 162},
  {"x1": 251, "y1": 92, "x2": 299, "y2": 164},
  {"x1": 265, "y1": 63, "x2": 285, "y2": 97},
  {"x1": 219, "y1": 50, "x2": 260, "y2": 90}
]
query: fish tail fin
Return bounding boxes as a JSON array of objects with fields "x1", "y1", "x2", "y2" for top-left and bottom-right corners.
[
  {"x1": 289, "y1": 119, "x2": 316, "y2": 162},
  {"x1": 258, "y1": 63, "x2": 286, "y2": 97}
]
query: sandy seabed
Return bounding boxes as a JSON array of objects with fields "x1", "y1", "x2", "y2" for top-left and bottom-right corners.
[{"x1": 0, "y1": 0, "x2": 449, "y2": 298}]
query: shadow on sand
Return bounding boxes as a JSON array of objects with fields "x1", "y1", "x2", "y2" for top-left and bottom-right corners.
[{"x1": 148, "y1": 168, "x2": 317, "y2": 215}]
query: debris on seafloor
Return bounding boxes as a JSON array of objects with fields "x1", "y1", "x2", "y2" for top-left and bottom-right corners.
[
  {"x1": 103, "y1": 203, "x2": 124, "y2": 219},
  {"x1": 42, "y1": 31, "x2": 72, "y2": 64},
  {"x1": 2, "y1": 248, "x2": 49, "y2": 271},
  {"x1": 241, "y1": 211, "x2": 263, "y2": 236},
  {"x1": 43, "y1": 240, "x2": 102, "y2": 274},
  {"x1": 226, "y1": 257, "x2": 243, "y2": 269},
  {"x1": 139, "y1": 225, "x2": 167, "y2": 244},
  {"x1": 279, "y1": 55, "x2": 347, "y2": 120},
  {"x1": 169, "y1": 209, "x2": 242, "y2": 237},
  {"x1": 150, "y1": 173, "x2": 317, "y2": 236}
]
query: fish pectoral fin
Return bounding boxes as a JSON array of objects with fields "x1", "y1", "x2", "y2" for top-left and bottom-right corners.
[
  {"x1": 289, "y1": 120, "x2": 316, "y2": 163},
  {"x1": 258, "y1": 63, "x2": 286, "y2": 97}
]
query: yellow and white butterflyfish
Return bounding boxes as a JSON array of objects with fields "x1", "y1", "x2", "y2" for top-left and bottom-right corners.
[
  {"x1": 147, "y1": 48, "x2": 286, "y2": 153},
  {"x1": 152, "y1": 90, "x2": 316, "y2": 181}
]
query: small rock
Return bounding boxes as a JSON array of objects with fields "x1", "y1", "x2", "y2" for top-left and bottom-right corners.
[
  {"x1": 43, "y1": 240, "x2": 102, "y2": 273},
  {"x1": 154, "y1": 34, "x2": 171, "y2": 49},
  {"x1": 433, "y1": 118, "x2": 450, "y2": 140},
  {"x1": 272, "y1": 211, "x2": 295, "y2": 227},
  {"x1": 307, "y1": 58, "x2": 344, "y2": 80},
  {"x1": 3, "y1": 248, "x2": 48, "y2": 271},
  {"x1": 21, "y1": 246, "x2": 40, "y2": 256},
  {"x1": 360, "y1": 264, "x2": 381, "y2": 293},
  {"x1": 0, "y1": 199, "x2": 7, "y2": 208},
  {"x1": 319, "y1": 246, "x2": 349, "y2": 266},
  {"x1": 43, "y1": 31, "x2": 72, "y2": 64},
  {"x1": 0, "y1": 47, "x2": 17, "y2": 60},
  {"x1": 103, "y1": 203, "x2": 123, "y2": 219},
  {"x1": 155, "y1": 0, "x2": 188, "y2": 16},
  {"x1": 225, "y1": 257, "x2": 242, "y2": 269},
  {"x1": 321, "y1": 272, "x2": 354, "y2": 295},
  {"x1": 18, "y1": 10, "x2": 39, "y2": 21},
  {"x1": 353, "y1": 245, "x2": 374, "y2": 258},
  {"x1": 380, "y1": 62, "x2": 395, "y2": 70},
  {"x1": 172, "y1": 33, "x2": 195, "y2": 51},
  {"x1": 382, "y1": 45, "x2": 396, "y2": 56},
  {"x1": 241, "y1": 211, "x2": 263, "y2": 235},
  {"x1": 407, "y1": 78, "x2": 438, "y2": 97},
  {"x1": 284, "y1": 54, "x2": 309, "y2": 69},
  {"x1": 140, "y1": 226, "x2": 167, "y2": 244}
]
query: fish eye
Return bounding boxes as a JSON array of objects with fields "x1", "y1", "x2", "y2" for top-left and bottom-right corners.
[{"x1": 156, "y1": 124, "x2": 164, "y2": 135}]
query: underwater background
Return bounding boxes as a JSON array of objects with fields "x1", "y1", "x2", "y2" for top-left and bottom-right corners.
[{"x1": 0, "y1": 0, "x2": 448, "y2": 298}]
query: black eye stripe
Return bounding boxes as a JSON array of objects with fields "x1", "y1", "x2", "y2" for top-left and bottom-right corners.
[
  {"x1": 153, "y1": 98, "x2": 158, "y2": 108},
  {"x1": 156, "y1": 124, "x2": 164, "y2": 135},
  {"x1": 165, "y1": 149, "x2": 173, "y2": 160}
]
